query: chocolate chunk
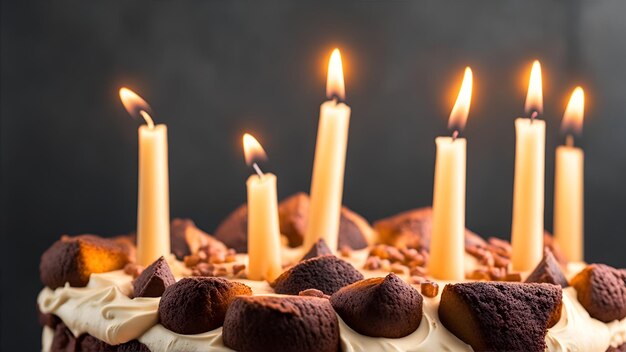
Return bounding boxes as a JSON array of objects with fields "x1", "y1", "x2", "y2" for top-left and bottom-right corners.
[
  {"x1": 278, "y1": 192, "x2": 310, "y2": 247},
  {"x1": 171, "y1": 218, "x2": 227, "y2": 260},
  {"x1": 40, "y1": 235, "x2": 131, "y2": 289},
  {"x1": 214, "y1": 204, "x2": 248, "y2": 253},
  {"x1": 543, "y1": 231, "x2": 568, "y2": 266},
  {"x1": 223, "y1": 295, "x2": 339, "y2": 352},
  {"x1": 374, "y1": 207, "x2": 485, "y2": 251},
  {"x1": 272, "y1": 255, "x2": 363, "y2": 295},
  {"x1": 525, "y1": 249, "x2": 568, "y2": 287},
  {"x1": 132, "y1": 256, "x2": 175, "y2": 298},
  {"x1": 299, "y1": 288, "x2": 329, "y2": 299},
  {"x1": 51, "y1": 323, "x2": 77, "y2": 351},
  {"x1": 216, "y1": 193, "x2": 373, "y2": 252},
  {"x1": 37, "y1": 305, "x2": 61, "y2": 329},
  {"x1": 117, "y1": 340, "x2": 151, "y2": 352},
  {"x1": 158, "y1": 277, "x2": 252, "y2": 334},
  {"x1": 301, "y1": 239, "x2": 332, "y2": 261},
  {"x1": 439, "y1": 282, "x2": 562, "y2": 352},
  {"x1": 331, "y1": 273, "x2": 423, "y2": 338},
  {"x1": 570, "y1": 264, "x2": 626, "y2": 323}
]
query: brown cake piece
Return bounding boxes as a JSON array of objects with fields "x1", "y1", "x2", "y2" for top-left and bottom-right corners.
[
  {"x1": 78, "y1": 335, "x2": 150, "y2": 352},
  {"x1": 223, "y1": 295, "x2": 339, "y2": 352},
  {"x1": 543, "y1": 231, "x2": 568, "y2": 266},
  {"x1": 374, "y1": 207, "x2": 486, "y2": 251},
  {"x1": 570, "y1": 264, "x2": 626, "y2": 323},
  {"x1": 132, "y1": 256, "x2": 175, "y2": 298},
  {"x1": 171, "y1": 218, "x2": 227, "y2": 260},
  {"x1": 37, "y1": 305, "x2": 61, "y2": 329},
  {"x1": 40, "y1": 235, "x2": 131, "y2": 289},
  {"x1": 330, "y1": 273, "x2": 423, "y2": 338},
  {"x1": 51, "y1": 322, "x2": 77, "y2": 351},
  {"x1": 158, "y1": 277, "x2": 252, "y2": 334},
  {"x1": 272, "y1": 255, "x2": 363, "y2": 295},
  {"x1": 525, "y1": 249, "x2": 569, "y2": 287},
  {"x1": 301, "y1": 239, "x2": 332, "y2": 261},
  {"x1": 214, "y1": 204, "x2": 248, "y2": 253},
  {"x1": 216, "y1": 193, "x2": 374, "y2": 252},
  {"x1": 439, "y1": 282, "x2": 562, "y2": 352}
]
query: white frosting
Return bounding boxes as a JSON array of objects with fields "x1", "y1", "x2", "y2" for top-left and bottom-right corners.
[
  {"x1": 340, "y1": 297, "x2": 472, "y2": 352},
  {"x1": 139, "y1": 325, "x2": 233, "y2": 352},
  {"x1": 37, "y1": 270, "x2": 159, "y2": 345},
  {"x1": 42, "y1": 326, "x2": 53, "y2": 352},
  {"x1": 38, "y1": 258, "x2": 624, "y2": 352}
]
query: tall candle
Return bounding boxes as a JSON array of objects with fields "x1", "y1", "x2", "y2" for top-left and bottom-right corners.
[
  {"x1": 429, "y1": 67, "x2": 473, "y2": 281},
  {"x1": 511, "y1": 61, "x2": 545, "y2": 271},
  {"x1": 305, "y1": 49, "x2": 351, "y2": 252},
  {"x1": 243, "y1": 134, "x2": 282, "y2": 281},
  {"x1": 120, "y1": 88, "x2": 171, "y2": 266},
  {"x1": 554, "y1": 87, "x2": 585, "y2": 262}
]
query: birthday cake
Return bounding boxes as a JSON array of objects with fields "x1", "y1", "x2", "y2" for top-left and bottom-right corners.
[{"x1": 37, "y1": 193, "x2": 626, "y2": 352}]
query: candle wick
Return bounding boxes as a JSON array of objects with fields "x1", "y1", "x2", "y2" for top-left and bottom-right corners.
[
  {"x1": 529, "y1": 110, "x2": 539, "y2": 124},
  {"x1": 252, "y1": 162, "x2": 265, "y2": 179},
  {"x1": 329, "y1": 95, "x2": 346, "y2": 105},
  {"x1": 451, "y1": 130, "x2": 460, "y2": 142},
  {"x1": 140, "y1": 110, "x2": 155, "y2": 130},
  {"x1": 566, "y1": 135, "x2": 574, "y2": 147}
]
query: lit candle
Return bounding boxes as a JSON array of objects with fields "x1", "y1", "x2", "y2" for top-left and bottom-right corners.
[
  {"x1": 429, "y1": 67, "x2": 473, "y2": 280},
  {"x1": 511, "y1": 61, "x2": 545, "y2": 271},
  {"x1": 119, "y1": 88, "x2": 170, "y2": 266},
  {"x1": 243, "y1": 133, "x2": 282, "y2": 281},
  {"x1": 304, "y1": 49, "x2": 351, "y2": 252},
  {"x1": 554, "y1": 87, "x2": 585, "y2": 262}
]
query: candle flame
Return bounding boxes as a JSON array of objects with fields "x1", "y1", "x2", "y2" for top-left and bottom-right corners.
[
  {"x1": 243, "y1": 133, "x2": 268, "y2": 166},
  {"x1": 448, "y1": 67, "x2": 473, "y2": 133},
  {"x1": 326, "y1": 48, "x2": 346, "y2": 101},
  {"x1": 524, "y1": 60, "x2": 543, "y2": 116},
  {"x1": 561, "y1": 87, "x2": 584, "y2": 136},
  {"x1": 119, "y1": 87, "x2": 155, "y2": 129}
]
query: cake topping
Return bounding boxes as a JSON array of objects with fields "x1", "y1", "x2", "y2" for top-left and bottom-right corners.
[
  {"x1": 330, "y1": 273, "x2": 423, "y2": 338},
  {"x1": 215, "y1": 193, "x2": 373, "y2": 252},
  {"x1": 132, "y1": 256, "x2": 175, "y2": 298},
  {"x1": 421, "y1": 280, "x2": 439, "y2": 298},
  {"x1": 525, "y1": 249, "x2": 568, "y2": 287},
  {"x1": 271, "y1": 254, "x2": 363, "y2": 295},
  {"x1": 439, "y1": 282, "x2": 563, "y2": 352},
  {"x1": 298, "y1": 288, "x2": 330, "y2": 299},
  {"x1": 222, "y1": 295, "x2": 339, "y2": 352},
  {"x1": 214, "y1": 204, "x2": 248, "y2": 252},
  {"x1": 39, "y1": 234, "x2": 131, "y2": 289},
  {"x1": 301, "y1": 239, "x2": 332, "y2": 261},
  {"x1": 158, "y1": 277, "x2": 252, "y2": 334},
  {"x1": 570, "y1": 264, "x2": 626, "y2": 323},
  {"x1": 171, "y1": 218, "x2": 229, "y2": 261}
]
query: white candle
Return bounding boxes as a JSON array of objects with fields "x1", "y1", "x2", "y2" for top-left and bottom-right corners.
[
  {"x1": 429, "y1": 67, "x2": 472, "y2": 280},
  {"x1": 305, "y1": 49, "x2": 351, "y2": 252},
  {"x1": 554, "y1": 87, "x2": 585, "y2": 262},
  {"x1": 511, "y1": 61, "x2": 545, "y2": 271},
  {"x1": 120, "y1": 88, "x2": 171, "y2": 266},
  {"x1": 243, "y1": 134, "x2": 282, "y2": 281}
]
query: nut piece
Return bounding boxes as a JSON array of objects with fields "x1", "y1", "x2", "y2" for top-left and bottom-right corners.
[{"x1": 421, "y1": 281, "x2": 439, "y2": 298}]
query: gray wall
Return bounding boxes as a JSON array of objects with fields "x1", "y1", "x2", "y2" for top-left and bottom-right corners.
[{"x1": 2, "y1": 0, "x2": 626, "y2": 348}]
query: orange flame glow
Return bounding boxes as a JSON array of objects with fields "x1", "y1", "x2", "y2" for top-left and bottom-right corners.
[
  {"x1": 119, "y1": 87, "x2": 154, "y2": 129},
  {"x1": 561, "y1": 87, "x2": 585, "y2": 136},
  {"x1": 243, "y1": 133, "x2": 268, "y2": 166},
  {"x1": 524, "y1": 60, "x2": 543, "y2": 116},
  {"x1": 326, "y1": 48, "x2": 345, "y2": 100},
  {"x1": 448, "y1": 67, "x2": 473, "y2": 132}
]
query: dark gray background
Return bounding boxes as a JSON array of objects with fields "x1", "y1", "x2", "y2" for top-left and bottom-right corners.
[{"x1": 2, "y1": 0, "x2": 626, "y2": 349}]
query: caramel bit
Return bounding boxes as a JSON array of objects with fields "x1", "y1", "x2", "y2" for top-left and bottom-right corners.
[
  {"x1": 365, "y1": 244, "x2": 428, "y2": 277},
  {"x1": 421, "y1": 281, "x2": 439, "y2": 298},
  {"x1": 124, "y1": 263, "x2": 144, "y2": 279},
  {"x1": 191, "y1": 262, "x2": 215, "y2": 277},
  {"x1": 215, "y1": 267, "x2": 228, "y2": 277},
  {"x1": 505, "y1": 273, "x2": 522, "y2": 282},
  {"x1": 232, "y1": 264, "x2": 246, "y2": 276},
  {"x1": 466, "y1": 236, "x2": 512, "y2": 270},
  {"x1": 339, "y1": 246, "x2": 352, "y2": 258},
  {"x1": 410, "y1": 276, "x2": 425, "y2": 285}
]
